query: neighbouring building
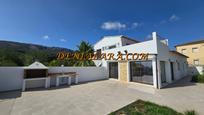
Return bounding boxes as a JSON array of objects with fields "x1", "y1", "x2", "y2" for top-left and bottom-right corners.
[
  {"x1": 94, "y1": 32, "x2": 188, "y2": 89},
  {"x1": 175, "y1": 39, "x2": 204, "y2": 75},
  {"x1": 175, "y1": 40, "x2": 204, "y2": 66}
]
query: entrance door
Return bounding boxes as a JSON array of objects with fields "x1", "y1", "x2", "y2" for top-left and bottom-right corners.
[
  {"x1": 109, "y1": 62, "x2": 118, "y2": 79},
  {"x1": 170, "y1": 62, "x2": 174, "y2": 81},
  {"x1": 160, "y1": 61, "x2": 166, "y2": 83}
]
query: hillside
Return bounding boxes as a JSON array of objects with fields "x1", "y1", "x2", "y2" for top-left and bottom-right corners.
[{"x1": 0, "y1": 40, "x2": 72, "y2": 66}]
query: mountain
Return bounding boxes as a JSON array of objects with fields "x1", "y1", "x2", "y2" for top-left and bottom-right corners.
[{"x1": 0, "y1": 40, "x2": 72, "y2": 66}]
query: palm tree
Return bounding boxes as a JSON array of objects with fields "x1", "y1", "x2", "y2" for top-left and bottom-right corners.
[{"x1": 74, "y1": 41, "x2": 95, "y2": 66}]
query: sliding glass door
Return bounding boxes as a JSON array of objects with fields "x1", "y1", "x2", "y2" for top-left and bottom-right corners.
[{"x1": 130, "y1": 61, "x2": 153, "y2": 85}]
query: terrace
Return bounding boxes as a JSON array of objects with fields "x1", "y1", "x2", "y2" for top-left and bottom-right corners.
[{"x1": 0, "y1": 76, "x2": 204, "y2": 115}]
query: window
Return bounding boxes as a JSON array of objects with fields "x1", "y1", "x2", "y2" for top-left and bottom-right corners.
[
  {"x1": 194, "y1": 59, "x2": 199, "y2": 65},
  {"x1": 130, "y1": 61, "x2": 153, "y2": 76},
  {"x1": 130, "y1": 61, "x2": 153, "y2": 85},
  {"x1": 108, "y1": 45, "x2": 116, "y2": 49},
  {"x1": 181, "y1": 49, "x2": 187, "y2": 54},
  {"x1": 96, "y1": 49, "x2": 101, "y2": 59},
  {"x1": 192, "y1": 47, "x2": 198, "y2": 53}
]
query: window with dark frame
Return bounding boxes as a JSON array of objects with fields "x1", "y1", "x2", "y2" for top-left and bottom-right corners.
[
  {"x1": 193, "y1": 59, "x2": 199, "y2": 65},
  {"x1": 96, "y1": 49, "x2": 101, "y2": 59},
  {"x1": 192, "y1": 47, "x2": 199, "y2": 53},
  {"x1": 130, "y1": 61, "x2": 153, "y2": 85},
  {"x1": 181, "y1": 49, "x2": 187, "y2": 54},
  {"x1": 108, "y1": 45, "x2": 116, "y2": 49}
]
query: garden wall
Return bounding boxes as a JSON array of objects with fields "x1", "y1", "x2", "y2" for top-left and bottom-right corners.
[{"x1": 0, "y1": 67, "x2": 108, "y2": 92}]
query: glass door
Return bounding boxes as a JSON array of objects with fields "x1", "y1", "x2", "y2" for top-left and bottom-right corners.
[
  {"x1": 130, "y1": 61, "x2": 153, "y2": 85},
  {"x1": 109, "y1": 62, "x2": 118, "y2": 79}
]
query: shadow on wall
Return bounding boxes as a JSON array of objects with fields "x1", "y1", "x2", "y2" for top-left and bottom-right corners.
[
  {"x1": 163, "y1": 76, "x2": 196, "y2": 89},
  {"x1": 0, "y1": 90, "x2": 22, "y2": 100}
]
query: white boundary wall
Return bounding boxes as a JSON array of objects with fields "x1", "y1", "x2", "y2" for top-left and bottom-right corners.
[
  {"x1": 0, "y1": 67, "x2": 107, "y2": 92},
  {"x1": 48, "y1": 67, "x2": 108, "y2": 83},
  {"x1": 0, "y1": 67, "x2": 24, "y2": 92}
]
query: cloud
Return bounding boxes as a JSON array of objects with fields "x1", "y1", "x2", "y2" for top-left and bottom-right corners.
[
  {"x1": 169, "y1": 14, "x2": 180, "y2": 22},
  {"x1": 158, "y1": 14, "x2": 180, "y2": 26},
  {"x1": 132, "y1": 22, "x2": 143, "y2": 28},
  {"x1": 145, "y1": 34, "x2": 152, "y2": 40},
  {"x1": 59, "y1": 39, "x2": 67, "y2": 42},
  {"x1": 132, "y1": 22, "x2": 139, "y2": 27},
  {"x1": 101, "y1": 21, "x2": 126, "y2": 30},
  {"x1": 42, "y1": 35, "x2": 49, "y2": 40}
]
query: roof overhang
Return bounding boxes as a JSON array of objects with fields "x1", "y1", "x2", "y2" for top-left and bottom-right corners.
[
  {"x1": 24, "y1": 61, "x2": 48, "y2": 69},
  {"x1": 175, "y1": 39, "x2": 204, "y2": 47},
  {"x1": 170, "y1": 51, "x2": 189, "y2": 58}
]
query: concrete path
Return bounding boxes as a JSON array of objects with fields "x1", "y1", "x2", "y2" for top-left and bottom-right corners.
[{"x1": 0, "y1": 76, "x2": 204, "y2": 115}]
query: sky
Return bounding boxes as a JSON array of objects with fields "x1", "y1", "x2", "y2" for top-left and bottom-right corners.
[{"x1": 0, "y1": 0, "x2": 204, "y2": 50}]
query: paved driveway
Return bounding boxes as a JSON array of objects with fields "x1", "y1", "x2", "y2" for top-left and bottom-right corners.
[{"x1": 1, "y1": 76, "x2": 204, "y2": 115}]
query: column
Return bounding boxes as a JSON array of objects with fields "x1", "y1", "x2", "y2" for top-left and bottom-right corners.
[
  {"x1": 152, "y1": 55, "x2": 158, "y2": 88},
  {"x1": 68, "y1": 77, "x2": 71, "y2": 85},
  {"x1": 45, "y1": 77, "x2": 50, "y2": 88},
  {"x1": 22, "y1": 79, "x2": 26, "y2": 91},
  {"x1": 75, "y1": 76, "x2": 78, "y2": 84},
  {"x1": 56, "y1": 77, "x2": 60, "y2": 86}
]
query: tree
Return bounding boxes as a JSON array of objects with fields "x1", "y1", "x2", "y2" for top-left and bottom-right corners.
[
  {"x1": 49, "y1": 59, "x2": 75, "y2": 66},
  {"x1": 74, "y1": 41, "x2": 95, "y2": 66}
]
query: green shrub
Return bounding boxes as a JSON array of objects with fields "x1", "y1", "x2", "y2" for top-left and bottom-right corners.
[
  {"x1": 191, "y1": 75, "x2": 198, "y2": 82},
  {"x1": 192, "y1": 74, "x2": 204, "y2": 83},
  {"x1": 197, "y1": 74, "x2": 204, "y2": 83},
  {"x1": 184, "y1": 110, "x2": 197, "y2": 115}
]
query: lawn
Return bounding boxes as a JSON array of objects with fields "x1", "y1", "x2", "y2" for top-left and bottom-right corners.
[{"x1": 109, "y1": 100, "x2": 196, "y2": 115}]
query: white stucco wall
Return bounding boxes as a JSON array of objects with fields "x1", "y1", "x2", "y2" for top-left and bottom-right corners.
[
  {"x1": 0, "y1": 67, "x2": 24, "y2": 92},
  {"x1": 94, "y1": 36, "x2": 139, "y2": 51},
  {"x1": 156, "y1": 33, "x2": 188, "y2": 87},
  {"x1": 94, "y1": 36, "x2": 122, "y2": 50},
  {"x1": 169, "y1": 52, "x2": 188, "y2": 80},
  {"x1": 103, "y1": 39, "x2": 157, "y2": 55},
  {"x1": 0, "y1": 67, "x2": 107, "y2": 92},
  {"x1": 48, "y1": 67, "x2": 108, "y2": 83}
]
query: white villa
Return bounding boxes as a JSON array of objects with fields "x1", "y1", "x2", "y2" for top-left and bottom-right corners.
[
  {"x1": 94, "y1": 32, "x2": 188, "y2": 88},
  {"x1": 0, "y1": 32, "x2": 189, "y2": 92}
]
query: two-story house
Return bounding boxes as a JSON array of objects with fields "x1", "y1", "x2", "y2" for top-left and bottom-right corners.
[
  {"x1": 94, "y1": 32, "x2": 188, "y2": 89},
  {"x1": 175, "y1": 40, "x2": 204, "y2": 66}
]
